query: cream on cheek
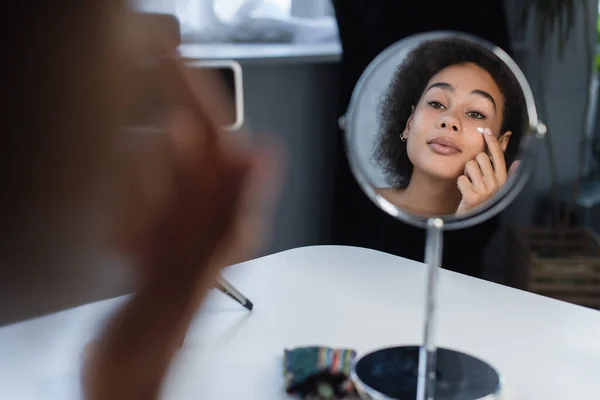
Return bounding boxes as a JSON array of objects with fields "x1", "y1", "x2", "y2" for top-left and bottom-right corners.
[{"x1": 476, "y1": 127, "x2": 493, "y2": 135}]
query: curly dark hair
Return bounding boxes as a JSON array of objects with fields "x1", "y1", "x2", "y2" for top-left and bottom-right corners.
[{"x1": 373, "y1": 38, "x2": 527, "y2": 188}]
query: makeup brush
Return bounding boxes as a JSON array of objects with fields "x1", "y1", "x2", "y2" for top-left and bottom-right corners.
[{"x1": 215, "y1": 276, "x2": 253, "y2": 311}]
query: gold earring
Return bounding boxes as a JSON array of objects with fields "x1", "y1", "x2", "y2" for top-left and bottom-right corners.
[{"x1": 401, "y1": 133, "x2": 407, "y2": 143}]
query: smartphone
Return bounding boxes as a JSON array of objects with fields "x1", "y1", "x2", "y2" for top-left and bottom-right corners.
[{"x1": 184, "y1": 60, "x2": 245, "y2": 131}]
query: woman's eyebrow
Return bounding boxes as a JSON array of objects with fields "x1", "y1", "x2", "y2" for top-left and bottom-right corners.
[
  {"x1": 470, "y1": 89, "x2": 497, "y2": 111},
  {"x1": 425, "y1": 82, "x2": 497, "y2": 111},
  {"x1": 425, "y1": 82, "x2": 453, "y2": 93}
]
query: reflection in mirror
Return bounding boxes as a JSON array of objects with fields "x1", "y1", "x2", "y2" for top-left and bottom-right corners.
[{"x1": 351, "y1": 37, "x2": 529, "y2": 218}]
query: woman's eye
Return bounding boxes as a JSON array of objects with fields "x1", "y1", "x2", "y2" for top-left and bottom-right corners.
[
  {"x1": 428, "y1": 101, "x2": 445, "y2": 109},
  {"x1": 466, "y1": 111, "x2": 486, "y2": 120}
]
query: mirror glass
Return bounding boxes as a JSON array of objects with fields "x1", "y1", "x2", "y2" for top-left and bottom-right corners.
[{"x1": 343, "y1": 32, "x2": 543, "y2": 230}]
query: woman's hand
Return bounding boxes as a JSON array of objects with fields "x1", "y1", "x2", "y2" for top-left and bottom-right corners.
[
  {"x1": 456, "y1": 129, "x2": 517, "y2": 216},
  {"x1": 84, "y1": 54, "x2": 283, "y2": 400},
  {"x1": 124, "y1": 55, "x2": 282, "y2": 285}
]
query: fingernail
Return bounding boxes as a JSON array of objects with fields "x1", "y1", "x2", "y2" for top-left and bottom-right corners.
[
  {"x1": 477, "y1": 127, "x2": 485, "y2": 134},
  {"x1": 484, "y1": 128, "x2": 493, "y2": 135}
]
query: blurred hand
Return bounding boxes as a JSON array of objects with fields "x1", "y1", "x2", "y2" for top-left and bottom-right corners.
[
  {"x1": 122, "y1": 57, "x2": 283, "y2": 288},
  {"x1": 84, "y1": 53, "x2": 283, "y2": 400}
]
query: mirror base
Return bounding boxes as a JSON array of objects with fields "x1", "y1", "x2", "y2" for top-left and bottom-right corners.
[{"x1": 351, "y1": 346, "x2": 503, "y2": 400}]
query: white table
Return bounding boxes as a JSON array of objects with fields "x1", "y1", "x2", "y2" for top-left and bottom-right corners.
[{"x1": 0, "y1": 245, "x2": 599, "y2": 399}]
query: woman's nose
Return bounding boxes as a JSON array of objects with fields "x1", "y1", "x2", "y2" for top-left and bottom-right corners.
[{"x1": 439, "y1": 115, "x2": 460, "y2": 132}]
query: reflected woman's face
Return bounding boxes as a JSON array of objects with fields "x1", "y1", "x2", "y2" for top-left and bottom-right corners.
[{"x1": 403, "y1": 63, "x2": 509, "y2": 181}]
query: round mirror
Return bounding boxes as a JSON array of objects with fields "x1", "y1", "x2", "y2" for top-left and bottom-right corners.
[
  {"x1": 342, "y1": 31, "x2": 545, "y2": 230},
  {"x1": 341, "y1": 31, "x2": 546, "y2": 400}
]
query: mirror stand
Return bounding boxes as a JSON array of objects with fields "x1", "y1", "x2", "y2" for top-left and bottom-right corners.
[
  {"x1": 351, "y1": 218, "x2": 503, "y2": 399},
  {"x1": 416, "y1": 218, "x2": 502, "y2": 400},
  {"x1": 417, "y1": 218, "x2": 444, "y2": 400}
]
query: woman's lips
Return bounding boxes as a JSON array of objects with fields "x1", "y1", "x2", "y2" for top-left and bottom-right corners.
[{"x1": 427, "y1": 137, "x2": 461, "y2": 155}]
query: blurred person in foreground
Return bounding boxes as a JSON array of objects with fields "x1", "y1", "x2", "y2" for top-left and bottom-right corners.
[{"x1": 5, "y1": 2, "x2": 282, "y2": 400}]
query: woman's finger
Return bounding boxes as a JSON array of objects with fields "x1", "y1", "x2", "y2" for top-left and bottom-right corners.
[
  {"x1": 464, "y1": 160, "x2": 485, "y2": 193},
  {"x1": 218, "y1": 141, "x2": 284, "y2": 266},
  {"x1": 457, "y1": 175, "x2": 477, "y2": 203},
  {"x1": 474, "y1": 152, "x2": 497, "y2": 189},
  {"x1": 159, "y1": 56, "x2": 220, "y2": 147},
  {"x1": 482, "y1": 128, "x2": 507, "y2": 183}
]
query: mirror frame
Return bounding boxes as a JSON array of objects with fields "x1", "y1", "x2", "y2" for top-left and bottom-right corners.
[{"x1": 340, "y1": 31, "x2": 546, "y2": 231}]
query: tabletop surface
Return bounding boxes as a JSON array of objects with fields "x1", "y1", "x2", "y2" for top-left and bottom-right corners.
[{"x1": 0, "y1": 245, "x2": 599, "y2": 399}]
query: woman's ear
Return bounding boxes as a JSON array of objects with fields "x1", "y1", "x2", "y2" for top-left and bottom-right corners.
[
  {"x1": 499, "y1": 131, "x2": 512, "y2": 152},
  {"x1": 404, "y1": 105, "x2": 415, "y2": 134}
]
